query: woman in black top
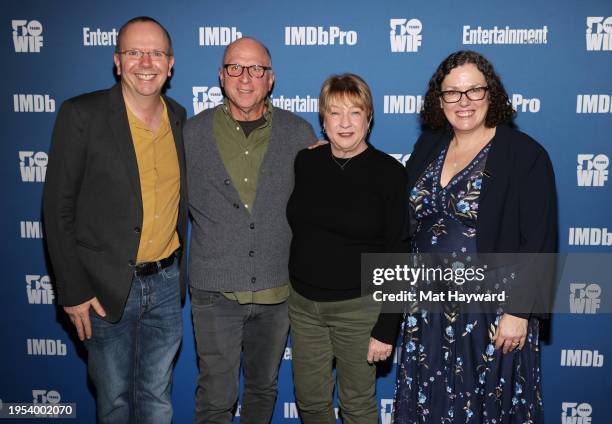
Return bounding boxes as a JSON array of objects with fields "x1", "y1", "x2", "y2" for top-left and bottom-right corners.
[{"x1": 287, "y1": 73, "x2": 407, "y2": 423}]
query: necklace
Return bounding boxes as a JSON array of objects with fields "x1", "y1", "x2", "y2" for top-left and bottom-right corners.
[{"x1": 331, "y1": 153, "x2": 353, "y2": 170}]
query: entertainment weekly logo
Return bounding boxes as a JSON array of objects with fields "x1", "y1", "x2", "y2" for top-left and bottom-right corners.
[
  {"x1": 586, "y1": 17, "x2": 612, "y2": 51},
  {"x1": 284, "y1": 26, "x2": 357, "y2": 46},
  {"x1": 389, "y1": 19, "x2": 422, "y2": 53},
  {"x1": 270, "y1": 95, "x2": 318, "y2": 113},
  {"x1": 570, "y1": 283, "x2": 602, "y2": 314},
  {"x1": 380, "y1": 399, "x2": 394, "y2": 424},
  {"x1": 192, "y1": 86, "x2": 223, "y2": 114},
  {"x1": 462, "y1": 24, "x2": 548, "y2": 45},
  {"x1": 12, "y1": 19, "x2": 43, "y2": 53},
  {"x1": 199, "y1": 27, "x2": 242, "y2": 46},
  {"x1": 576, "y1": 94, "x2": 612, "y2": 114},
  {"x1": 389, "y1": 153, "x2": 410, "y2": 166},
  {"x1": 577, "y1": 154, "x2": 608, "y2": 187},
  {"x1": 20, "y1": 151, "x2": 47, "y2": 182},
  {"x1": 561, "y1": 402, "x2": 592, "y2": 424},
  {"x1": 82, "y1": 27, "x2": 117, "y2": 46}
]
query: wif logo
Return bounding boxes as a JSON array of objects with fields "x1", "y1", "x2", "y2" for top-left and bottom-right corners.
[
  {"x1": 192, "y1": 86, "x2": 223, "y2": 114},
  {"x1": 577, "y1": 154, "x2": 608, "y2": 187},
  {"x1": 27, "y1": 339, "x2": 67, "y2": 356},
  {"x1": 284, "y1": 26, "x2": 357, "y2": 46},
  {"x1": 586, "y1": 17, "x2": 612, "y2": 51},
  {"x1": 14, "y1": 94, "x2": 55, "y2": 113},
  {"x1": 389, "y1": 19, "x2": 422, "y2": 53},
  {"x1": 199, "y1": 27, "x2": 242, "y2": 46},
  {"x1": 283, "y1": 347, "x2": 292, "y2": 360},
  {"x1": 12, "y1": 20, "x2": 43, "y2": 53},
  {"x1": 26, "y1": 275, "x2": 55, "y2": 305},
  {"x1": 569, "y1": 283, "x2": 601, "y2": 314},
  {"x1": 32, "y1": 390, "x2": 61, "y2": 404},
  {"x1": 562, "y1": 402, "x2": 592, "y2": 424},
  {"x1": 389, "y1": 153, "x2": 410, "y2": 166},
  {"x1": 20, "y1": 151, "x2": 47, "y2": 182},
  {"x1": 380, "y1": 399, "x2": 394, "y2": 424}
]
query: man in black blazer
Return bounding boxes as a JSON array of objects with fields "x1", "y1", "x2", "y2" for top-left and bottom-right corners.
[{"x1": 43, "y1": 16, "x2": 187, "y2": 424}]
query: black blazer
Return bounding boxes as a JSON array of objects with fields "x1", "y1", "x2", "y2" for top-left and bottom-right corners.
[
  {"x1": 405, "y1": 124, "x2": 558, "y2": 316},
  {"x1": 43, "y1": 84, "x2": 188, "y2": 322}
]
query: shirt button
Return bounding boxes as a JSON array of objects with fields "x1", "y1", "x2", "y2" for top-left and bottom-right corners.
[
  {"x1": 236, "y1": 126, "x2": 240, "y2": 131},
  {"x1": 224, "y1": 179, "x2": 231, "y2": 185},
  {"x1": 244, "y1": 204, "x2": 249, "y2": 209},
  {"x1": 249, "y1": 223, "x2": 255, "y2": 229},
  {"x1": 243, "y1": 178, "x2": 248, "y2": 182},
  {"x1": 251, "y1": 277, "x2": 256, "y2": 284},
  {"x1": 154, "y1": 214, "x2": 159, "y2": 219},
  {"x1": 245, "y1": 151, "x2": 249, "y2": 155},
  {"x1": 148, "y1": 240, "x2": 153, "y2": 244},
  {"x1": 249, "y1": 250, "x2": 254, "y2": 257}
]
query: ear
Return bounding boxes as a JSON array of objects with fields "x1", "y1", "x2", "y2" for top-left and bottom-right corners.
[
  {"x1": 167, "y1": 56, "x2": 175, "y2": 77},
  {"x1": 113, "y1": 53, "x2": 121, "y2": 76},
  {"x1": 218, "y1": 67, "x2": 225, "y2": 88}
]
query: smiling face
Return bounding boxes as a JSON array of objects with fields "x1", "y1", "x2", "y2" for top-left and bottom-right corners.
[
  {"x1": 219, "y1": 38, "x2": 275, "y2": 121},
  {"x1": 440, "y1": 63, "x2": 490, "y2": 135},
  {"x1": 323, "y1": 97, "x2": 370, "y2": 158},
  {"x1": 113, "y1": 21, "x2": 174, "y2": 103}
]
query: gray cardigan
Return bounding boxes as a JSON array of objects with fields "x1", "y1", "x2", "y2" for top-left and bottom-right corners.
[{"x1": 184, "y1": 105, "x2": 317, "y2": 292}]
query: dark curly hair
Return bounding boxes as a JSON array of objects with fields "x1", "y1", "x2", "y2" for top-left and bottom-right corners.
[{"x1": 420, "y1": 50, "x2": 515, "y2": 129}]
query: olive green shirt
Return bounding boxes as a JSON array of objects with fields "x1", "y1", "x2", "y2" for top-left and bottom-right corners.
[{"x1": 214, "y1": 99, "x2": 289, "y2": 304}]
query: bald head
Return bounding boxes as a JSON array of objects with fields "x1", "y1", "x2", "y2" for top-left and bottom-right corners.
[{"x1": 222, "y1": 37, "x2": 272, "y2": 67}]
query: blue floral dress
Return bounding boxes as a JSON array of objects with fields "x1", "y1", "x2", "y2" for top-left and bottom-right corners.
[{"x1": 393, "y1": 143, "x2": 543, "y2": 423}]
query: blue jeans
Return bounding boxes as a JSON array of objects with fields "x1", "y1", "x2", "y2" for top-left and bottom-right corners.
[{"x1": 85, "y1": 261, "x2": 182, "y2": 424}]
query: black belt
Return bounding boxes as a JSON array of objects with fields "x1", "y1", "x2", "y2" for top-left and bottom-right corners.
[{"x1": 134, "y1": 252, "x2": 176, "y2": 277}]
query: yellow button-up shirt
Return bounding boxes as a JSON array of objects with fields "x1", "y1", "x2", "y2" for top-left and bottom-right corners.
[{"x1": 127, "y1": 100, "x2": 180, "y2": 263}]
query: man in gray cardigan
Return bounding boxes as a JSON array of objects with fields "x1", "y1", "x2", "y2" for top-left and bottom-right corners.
[{"x1": 184, "y1": 37, "x2": 317, "y2": 424}]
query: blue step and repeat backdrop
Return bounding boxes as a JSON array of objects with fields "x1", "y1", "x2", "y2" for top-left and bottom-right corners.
[{"x1": 1, "y1": 0, "x2": 611, "y2": 422}]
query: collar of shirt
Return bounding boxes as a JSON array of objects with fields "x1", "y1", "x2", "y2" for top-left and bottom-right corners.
[{"x1": 220, "y1": 97, "x2": 273, "y2": 130}]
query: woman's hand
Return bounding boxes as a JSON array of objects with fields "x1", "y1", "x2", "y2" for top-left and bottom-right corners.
[
  {"x1": 492, "y1": 313, "x2": 528, "y2": 354},
  {"x1": 367, "y1": 337, "x2": 393, "y2": 363}
]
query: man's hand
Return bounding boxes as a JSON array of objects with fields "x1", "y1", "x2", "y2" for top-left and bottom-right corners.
[
  {"x1": 63, "y1": 297, "x2": 106, "y2": 341},
  {"x1": 367, "y1": 337, "x2": 393, "y2": 363},
  {"x1": 307, "y1": 140, "x2": 328, "y2": 149},
  {"x1": 492, "y1": 313, "x2": 528, "y2": 354}
]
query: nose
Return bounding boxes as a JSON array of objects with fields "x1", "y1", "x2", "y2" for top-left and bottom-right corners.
[
  {"x1": 339, "y1": 112, "x2": 351, "y2": 127},
  {"x1": 239, "y1": 69, "x2": 252, "y2": 83},
  {"x1": 139, "y1": 52, "x2": 153, "y2": 66},
  {"x1": 458, "y1": 92, "x2": 471, "y2": 107}
]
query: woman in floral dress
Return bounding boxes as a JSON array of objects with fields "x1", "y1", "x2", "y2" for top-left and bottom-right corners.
[{"x1": 393, "y1": 51, "x2": 557, "y2": 423}]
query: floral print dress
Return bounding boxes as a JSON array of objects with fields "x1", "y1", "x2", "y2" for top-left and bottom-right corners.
[{"x1": 393, "y1": 143, "x2": 543, "y2": 423}]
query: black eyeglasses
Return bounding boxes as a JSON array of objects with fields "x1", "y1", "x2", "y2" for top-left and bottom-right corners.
[
  {"x1": 117, "y1": 49, "x2": 171, "y2": 61},
  {"x1": 440, "y1": 87, "x2": 489, "y2": 103},
  {"x1": 223, "y1": 64, "x2": 272, "y2": 78}
]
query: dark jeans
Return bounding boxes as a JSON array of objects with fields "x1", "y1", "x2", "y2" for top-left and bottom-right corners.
[
  {"x1": 85, "y1": 261, "x2": 182, "y2": 424},
  {"x1": 191, "y1": 288, "x2": 290, "y2": 424}
]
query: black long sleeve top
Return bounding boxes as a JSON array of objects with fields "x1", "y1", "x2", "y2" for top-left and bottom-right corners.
[{"x1": 287, "y1": 143, "x2": 408, "y2": 344}]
